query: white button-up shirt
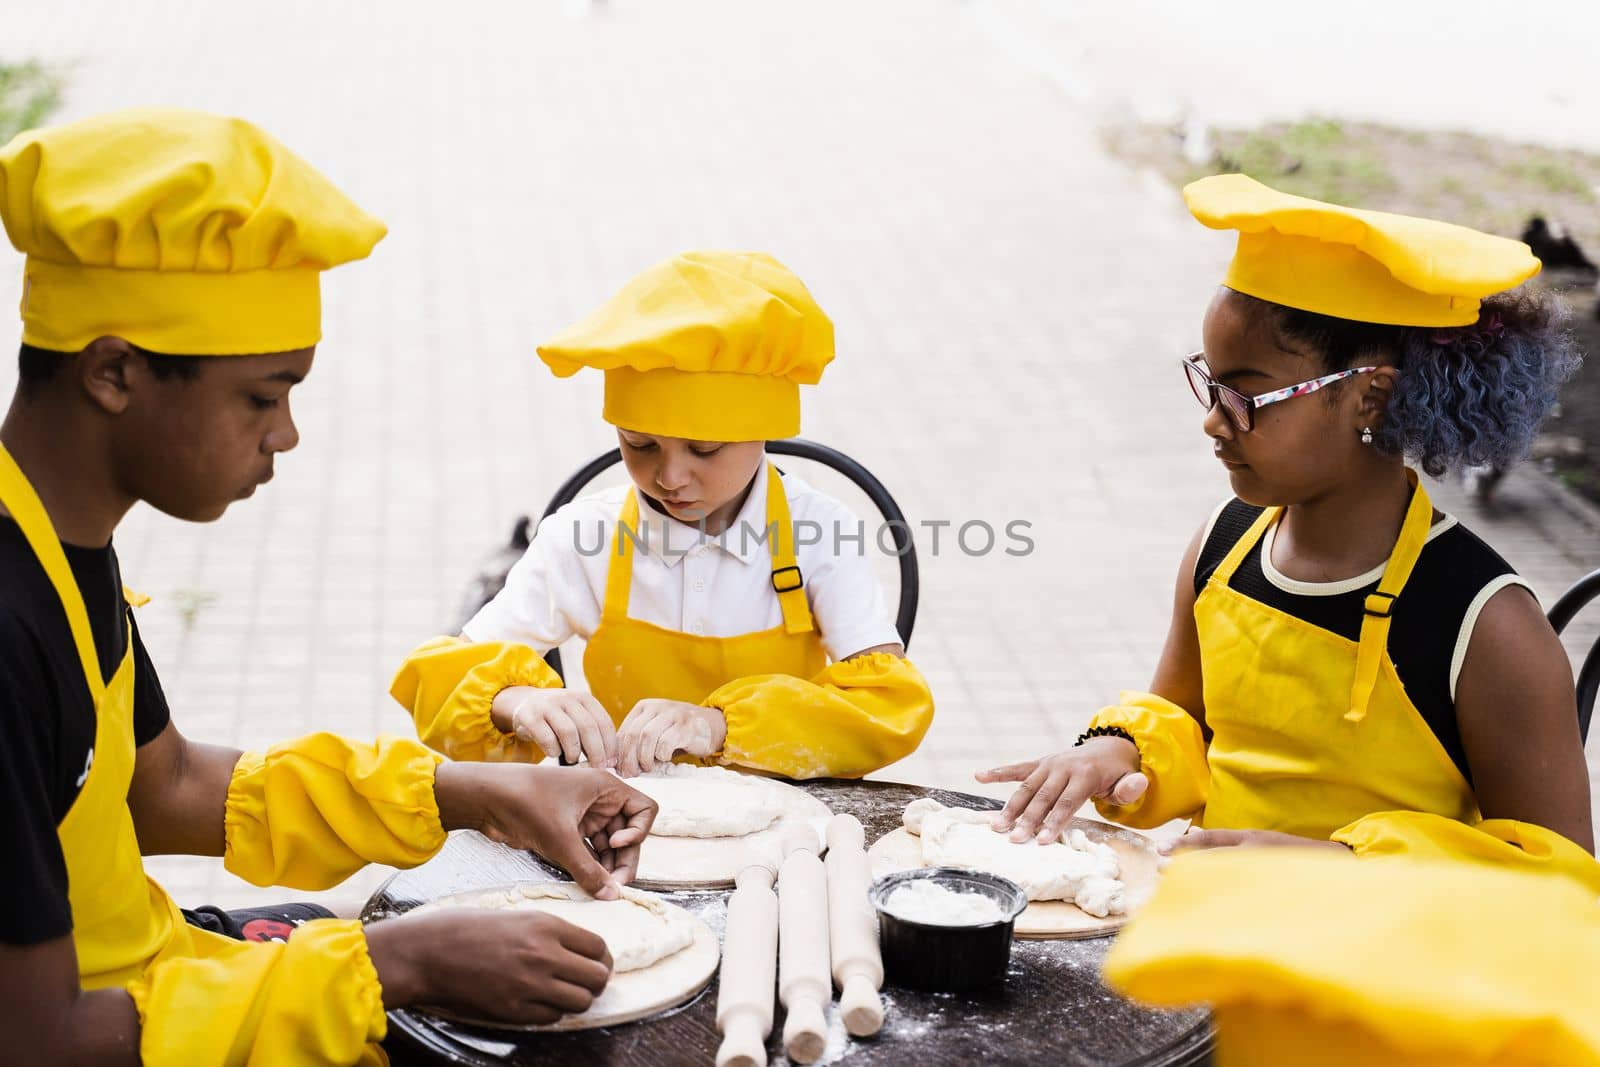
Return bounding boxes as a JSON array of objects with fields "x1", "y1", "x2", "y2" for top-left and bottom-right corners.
[{"x1": 464, "y1": 463, "x2": 901, "y2": 663}]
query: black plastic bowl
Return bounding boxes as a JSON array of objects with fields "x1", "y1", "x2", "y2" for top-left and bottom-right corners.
[{"x1": 869, "y1": 867, "x2": 1028, "y2": 992}]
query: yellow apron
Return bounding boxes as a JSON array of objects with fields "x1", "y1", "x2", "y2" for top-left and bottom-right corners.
[
  {"x1": 0, "y1": 444, "x2": 199, "y2": 987},
  {"x1": 1197, "y1": 472, "x2": 1479, "y2": 838},
  {"x1": 4, "y1": 445, "x2": 399, "y2": 1064},
  {"x1": 584, "y1": 462, "x2": 828, "y2": 721}
]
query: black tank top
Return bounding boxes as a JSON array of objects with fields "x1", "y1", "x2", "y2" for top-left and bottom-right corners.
[{"x1": 1194, "y1": 499, "x2": 1525, "y2": 786}]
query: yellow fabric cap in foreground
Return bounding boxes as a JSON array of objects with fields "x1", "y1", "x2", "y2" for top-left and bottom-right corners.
[
  {"x1": 1104, "y1": 849, "x2": 1600, "y2": 1067},
  {"x1": 0, "y1": 107, "x2": 387, "y2": 355},
  {"x1": 1334, "y1": 809, "x2": 1600, "y2": 895},
  {"x1": 1184, "y1": 174, "x2": 1540, "y2": 327},
  {"x1": 537, "y1": 250, "x2": 834, "y2": 441}
]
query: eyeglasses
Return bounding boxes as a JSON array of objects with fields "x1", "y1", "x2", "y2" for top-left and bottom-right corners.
[{"x1": 1182, "y1": 352, "x2": 1379, "y2": 433}]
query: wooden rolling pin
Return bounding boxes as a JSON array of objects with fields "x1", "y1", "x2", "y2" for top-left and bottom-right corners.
[
  {"x1": 714, "y1": 858, "x2": 779, "y2": 1067},
  {"x1": 778, "y1": 823, "x2": 831, "y2": 1064},
  {"x1": 824, "y1": 814, "x2": 885, "y2": 1036}
]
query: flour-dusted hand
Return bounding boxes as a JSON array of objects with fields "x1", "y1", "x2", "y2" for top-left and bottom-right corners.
[
  {"x1": 975, "y1": 737, "x2": 1148, "y2": 845},
  {"x1": 435, "y1": 762, "x2": 657, "y2": 896},
  {"x1": 615, "y1": 699, "x2": 728, "y2": 777},
  {"x1": 493, "y1": 685, "x2": 619, "y2": 768}
]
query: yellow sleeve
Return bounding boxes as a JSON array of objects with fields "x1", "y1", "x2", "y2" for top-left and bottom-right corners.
[
  {"x1": 707, "y1": 652, "x2": 934, "y2": 779},
  {"x1": 128, "y1": 919, "x2": 387, "y2": 1067},
  {"x1": 224, "y1": 732, "x2": 447, "y2": 891},
  {"x1": 1087, "y1": 690, "x2": 1209, "y2": 829},
  {"x1": 1332, "y1": 810, "x2": 1600, "y2": 895},
  {"x1": 389, "y1": 635, "x2": 565, "y2": 762}
]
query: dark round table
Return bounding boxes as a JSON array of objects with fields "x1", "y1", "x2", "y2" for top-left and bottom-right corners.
[{"x1": 363, "y1": 779, "x2": 1213, "y2": 1066}]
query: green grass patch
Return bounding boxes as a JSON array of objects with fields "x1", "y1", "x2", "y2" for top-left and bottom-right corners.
[
  {"x1": 1198, "y1": 118, "x2": 1396, "y2": 207},
  {"x1": 1509, "y1": 156, "x2": 1594, "y2": 199},
  {"x1": 1106, "y1": 116, "x2": 1600, "y2": 251},
  {"x1": 0, "y1": 60, "x2": 61, "y2": 145}
]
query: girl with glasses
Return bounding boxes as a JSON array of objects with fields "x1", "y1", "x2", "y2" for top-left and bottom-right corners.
[{"x1": 979, "y1": 175, "x2": 1596, "y2": 887}]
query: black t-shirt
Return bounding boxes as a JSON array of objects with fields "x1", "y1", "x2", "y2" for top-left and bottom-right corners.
[
  {"x1": 0, "y1": 516, "x2": 171, "y2": 946},
  {"x1": 1194, "y1": 499, "x2": 1521, "y2": 787}
]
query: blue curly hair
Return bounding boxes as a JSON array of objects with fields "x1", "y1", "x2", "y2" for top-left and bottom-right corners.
[{"x1": 1237, "y1": 290, "x2": 1583, "y2": 477}]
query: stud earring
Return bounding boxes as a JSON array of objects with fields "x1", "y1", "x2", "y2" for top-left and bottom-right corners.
[{"x1": 1360, "y1": 427, "x2": 1374, "y2": 446}]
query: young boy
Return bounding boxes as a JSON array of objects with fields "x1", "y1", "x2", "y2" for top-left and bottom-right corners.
[
  {"x1": 0, "y1": 108, "x2": 656, "y2": 1065},
  {"x1": 392, "y1": 251, "x2": 934, "y2": 779}
]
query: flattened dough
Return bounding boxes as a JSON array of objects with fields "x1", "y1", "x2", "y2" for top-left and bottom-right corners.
[
  {"x1": 629, "y1": 764, "x2": 786, "y2": 838},
  {"x1": 408, "y1": 882, "x2": 719, "y2": 1031},
  {"x1": 628, "y1": 767, "x2": 833, "y2": 889}
]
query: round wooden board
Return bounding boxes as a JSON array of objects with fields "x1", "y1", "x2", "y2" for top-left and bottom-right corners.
[
  {"x1": 412, "y1": 883, "x2": 720, "y2": 1032},
  {"x1": 866, "y1": 818, "x2": 1161, "y2": 940},
  {"x1": 633, "y1": 779, "x2": 833, "y2": 889}
]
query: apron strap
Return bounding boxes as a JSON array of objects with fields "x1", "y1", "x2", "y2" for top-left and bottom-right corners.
[
  {"x1": 1212, "y1": 506, "x2": 1280, "y2": 584},
  {"x1": 0, "y1": 444, "x2": 106, "y2": 702},
  {"x1": 600, "y1": 489, "x2": 642, "y2": 623},
  {"x1": 1347, "y1": 472, "x2": 1433, "y2": 722},
  {"x1": 765, "y1": 463, "x2": 814, "y2": 636}
]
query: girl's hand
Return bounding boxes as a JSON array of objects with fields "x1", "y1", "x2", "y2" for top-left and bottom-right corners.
[
  {"x1": 495, "y1": 686, "x2": 619, "y2": 769},
  {"x1": 615, "y1": 699, "x2": 728, "y2": 777},
  {"x1": 975, "y1": 737, "x2": 1148, "y2": 844},
  {"x1": 1160, "y1": 828, "x2": 1352, "y2": 855}
]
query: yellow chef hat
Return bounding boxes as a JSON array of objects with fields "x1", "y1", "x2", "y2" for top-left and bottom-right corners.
[
  {"x1": 1185, "y1": 174, "x2": 1541, "y2": 327},
  {"x1": 537, "y1": 250, "x2": 834, "y2": 441},
  {"x1": 1103, "y1": 849, "x2": 1600, "y2": 1067},
  {"x1": 0, "y1": 107, "x2": 387, "y2": 355}
]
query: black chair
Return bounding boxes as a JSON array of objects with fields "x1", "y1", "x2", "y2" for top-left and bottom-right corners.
[
  {"x1": 515, "y1": 438, "x2": 919, "y2": 681},
  {"x1": 1547, "y1": 567, "x2": 1600, "y2": 743}
]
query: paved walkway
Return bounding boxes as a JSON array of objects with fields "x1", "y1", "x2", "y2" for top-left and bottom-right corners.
[{"x1": 4, "y1": 0, "x2": 1596, "y2": 910}]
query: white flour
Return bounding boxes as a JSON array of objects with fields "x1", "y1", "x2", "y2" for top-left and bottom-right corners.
[{"x1": 884, "y1": 881, "x2": 1006, "y2": 926}]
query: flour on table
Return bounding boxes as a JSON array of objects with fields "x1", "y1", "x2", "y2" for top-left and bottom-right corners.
[
  {"x1": 902, "y1": 800, "x2": 1129, "y2": 917},
  {"x1": 417, "y1": 885, "x2": 693, "y2": 972},
  {"x1": 629, "y1": 764, "x2": 787, "y2": 838}
]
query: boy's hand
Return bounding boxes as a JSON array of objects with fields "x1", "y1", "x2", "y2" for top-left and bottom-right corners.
[
  {"x1": 975, "y1": 737, "x2": 1147, "y2": 844},
  {"x1": 435, "y1": 763, "x2": 656, "y2": 896},
  {"x1": 615, "y1": 700, "x2": 727, "y2": 777},
  {"x1": 494, "y1": 686, "x2": 619, "y2": 769},
  {"x1": 367, "y1": 908, "x2": 612, "y2": 1024}
]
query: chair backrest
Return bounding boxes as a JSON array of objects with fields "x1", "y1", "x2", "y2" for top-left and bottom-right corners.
[
  {"x1": 1546, "y1": 567, "x2": 1600, "y2": 743},
  {"x1": 534, "y1": 437, "x2": 919, "y2": 680}
]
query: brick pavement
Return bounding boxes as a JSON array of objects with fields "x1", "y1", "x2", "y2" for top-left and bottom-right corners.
[{"x1": 2, "y1": 0, "x2": 1596, "y2": 911}]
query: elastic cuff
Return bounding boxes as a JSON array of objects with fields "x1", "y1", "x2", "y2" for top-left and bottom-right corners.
[
  {"x1": 339, "y1": 922, "x2": 389, "y2": 1045},
  {"x1": 1077, "y1": 725, "x2": 1137, "y2": 749},
  {"x1": 222, "y1": 750, "x2": 269, "y2": 879},
  {"x1": 412, "y1": 757, "x2": 449, "y2": 851},
  {"x1": 449, "y1": 656, "x2": 562, "y2": 760}
]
